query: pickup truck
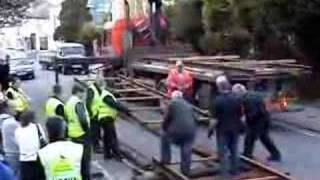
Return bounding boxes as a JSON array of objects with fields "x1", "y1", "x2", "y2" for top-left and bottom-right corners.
[{"x1": 39, "y1": 42, "x2": 89, "y2": 75}]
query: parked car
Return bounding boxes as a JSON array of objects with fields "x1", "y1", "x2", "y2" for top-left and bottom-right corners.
[
  {"x1": 0, "y1": 48, "x2": 35, "y2": 80},
  {"x1": 39, "y1": 42, "x2": 89, "y2": 74}
]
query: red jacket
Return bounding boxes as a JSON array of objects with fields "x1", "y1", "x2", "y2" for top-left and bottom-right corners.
[{"x1": 166, "y1": 68, "x2": 193, "y2": 97}]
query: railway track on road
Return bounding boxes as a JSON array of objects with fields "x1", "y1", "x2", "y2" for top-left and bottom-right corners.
[{"x1": 75, "y1": 73, "x2": 294, "y2": 180}]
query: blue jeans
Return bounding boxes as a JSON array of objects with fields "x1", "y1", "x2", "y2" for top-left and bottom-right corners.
[
  {"x1": 161, "y1": 134, "x2": 194, "y2": 176},
  {"x1": 216, "y1": 132, "x2": 239, "y2": 175}
]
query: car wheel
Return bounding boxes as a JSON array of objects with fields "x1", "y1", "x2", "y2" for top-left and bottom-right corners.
[{"x1": 29, "y1": 73, "x2": 35, "y2": 79}]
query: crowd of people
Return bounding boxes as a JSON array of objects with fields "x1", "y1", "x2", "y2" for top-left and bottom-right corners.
[
  {"x1": 0, "y1": 75, "x2": 129, "y2": 180},
  {"x1": 0, "y1": 58, "x2": 282, "y2": 179},
  {"x1": 161, "y1": 72, "x2": 282, "y2": 177}
]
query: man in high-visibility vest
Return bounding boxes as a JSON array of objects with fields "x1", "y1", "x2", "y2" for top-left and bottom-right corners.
[
  {"x1": 45, "y1": 85, "x2": 65, "y2": 119},
  {"x1": 65, "y1": 85, "x2": 91, "y2": 180},
  {"x1": 6, "y1": 77, "x2": 30, "y2": 117},
  {"x1": 98, "y1": 79, "x2": 130, "y2": 160},
  {"x1": 86, "y1": 80, "x2": 102, "y2": 152},
  {"x1": 37, "y1": 116, "x2": 84, "y2": 180}
]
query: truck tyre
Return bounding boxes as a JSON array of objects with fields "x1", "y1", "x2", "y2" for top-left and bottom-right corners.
[{"x1": 62, "y1": 66, "x2": 70, "y2": 75}]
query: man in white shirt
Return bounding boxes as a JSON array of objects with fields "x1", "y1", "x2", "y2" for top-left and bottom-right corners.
[{"x1": 15, "y1": 111, "x2": 46, "y2": 180}]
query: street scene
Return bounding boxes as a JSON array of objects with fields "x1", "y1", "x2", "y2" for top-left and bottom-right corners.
[{"x1": 1, "y1": 0, "x2": 320, "y2": 180}]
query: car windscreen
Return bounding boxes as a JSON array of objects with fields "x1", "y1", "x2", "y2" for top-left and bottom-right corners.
[{"x1": 59, "y1": 47, "x2": 85, "y2": 56}]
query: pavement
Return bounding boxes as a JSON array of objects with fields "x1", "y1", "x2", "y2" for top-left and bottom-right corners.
[{"x1": 21, "y1": 61, "x2": 320, "y2": 180}]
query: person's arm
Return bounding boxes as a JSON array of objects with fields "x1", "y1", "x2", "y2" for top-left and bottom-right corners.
[
  {"x1": 183, "y1": 71, "x2": 193, "y2": 89},
  {"x1": 208, "y1": 98, "x2": 219, "y2": 138},
  {"x1": 103, "y1": 96, "x2": 130, "y2": 114},
  {"x1": 85, "y1": 89, "x2": 94, "y2": 118},
  {"x1": 36, "y1": 156, "x2": 46, "y2": 179},
  {"x1": 162, "y1": 103, "x2": 172, "y2": 131},
  {"x1": 55, "y1": 104, "x2": 65, "y2": 119},
  {"x1": 75, "y1": 103, "x2": 89, "y2": 133}
]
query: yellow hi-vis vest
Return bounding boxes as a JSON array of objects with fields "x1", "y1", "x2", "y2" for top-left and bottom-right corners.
[
  {"x1": 98, "y1": 89, "x2": 118, "y2": 121},
  {"x1": 65, "y1": 96, "x2": 89, "y2": 138},
  {"x1": 38, "y1": 141, "x2": 83, "y2": 180},
  {"x1": 45, "y1": 97, "x2": 64, "y2": 118},
  {"x1": 6, "y1": 87, "x2": 29, "y2": 112},
  {"x1": 88, "y1": 84, "x2": 100, "y2": 118}
]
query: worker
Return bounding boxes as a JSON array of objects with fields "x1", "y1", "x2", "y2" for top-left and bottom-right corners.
[
  {"x1": 208, "y1": 76, "x2": 244, "y2": 176},
  {"x1": 97, "y1": 79, "x2": 130, "y2": 160},
  {"x1": 161, "y1": 90, "x2": 197, "y2": 176},
  {"x1": 45, "y1": 85, "x2": 65, "y2": 119},
  {"x1": 86, "y1": 79, "x2": 102, "y2": 152},
  {"x1": 6, "y1": 77, "x2": 30, "y2": 118},
  {"x1": 15, "y1": 111, "x2": 47, "y2": 180},
  {"x1": 166, "y1": 61, "x2": 193, "y2": 102},
  {"x1": 37, "y1": 116, "x2": 85, "y2": 180},
  {"x1": 232, "y1": 83, "x2": 282, "y2": 162},
  {"x1": 0, "y1": 102, "x2": 20, "y2": 176},
  {"x1": 0, "y1": 55, "x2": 10, "y2": 91},
  {"x1": 65, "y1": 85, "x2": 91, "y2": 180}
]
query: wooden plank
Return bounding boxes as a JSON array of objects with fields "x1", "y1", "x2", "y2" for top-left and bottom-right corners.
[
  {"x1": 153, "y1": 158, "x2": 190, "y2": 180},
  {"x1": 274, "y1": 63, "x2": 312, "y2": 69},
  {"x1": 112, "y1": 88, "x2": 146, "y2": 93},
  {"x1": 241, "y1": 156, "x2": 293, "y2": 180},
  {"x1": 118, "y1": 96, "x2": 161, "y2": 101},
  {"x1": 244, "y1": 176, "x2": 280, "y2": 180},
  {"x1": 140, "y1": 120, "x2": 162, "y2": 124},
  {"x1": 168, "y1": 55, "x2": 240, "y2": 62},
  {"x1": 168, "y1": 156, "x2": 218, "y2": 165},
  {"x1": 118, "y1": 75, "x2": 210, "y2": 117},
  {"x1": 113, "y1": 82, "x2": 132, "y2": 86},
  {"x1": 128, "y1": 106, "x2": 163, "y2": 111}
]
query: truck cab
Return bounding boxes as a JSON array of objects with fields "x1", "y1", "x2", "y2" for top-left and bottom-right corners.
[{"x1": 39, "y1": 42, "x2": 89, "y2": 74}]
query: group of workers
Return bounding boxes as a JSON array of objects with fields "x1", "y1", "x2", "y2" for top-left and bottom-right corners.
[
  {"x1": 0, "y1": 75, "x2": 128, "y2": 180},
  {"x1": 161, "y1": 72, "x2": 281, "y2": 177}
]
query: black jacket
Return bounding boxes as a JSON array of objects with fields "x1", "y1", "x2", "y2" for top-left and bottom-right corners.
[
  {"x1": 243, "y1": 91, "x2": 270, "y2": 129},
  {"x1": 212, "y1": 92, "x2": 244, "y2": 134}
]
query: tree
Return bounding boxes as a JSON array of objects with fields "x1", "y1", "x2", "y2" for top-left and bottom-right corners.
[
  {"x1": 169, "y1": 0, "x2": 205, "y2": 53},
  {"x1": 0, "y1": 0, "x2": 35, "y2": 27},
  {"x1": 57, "y1": 0, "x2": 96, "y2": 42}
]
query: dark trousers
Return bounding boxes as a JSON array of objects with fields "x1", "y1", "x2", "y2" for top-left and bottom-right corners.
[
  {"x1": 20, "y1": 161, "x2": 41, "y2": 180},
  {"x1": 244, "y1": 126, "x2": 281, "y2": 158},
  {"x1": 91, "y1": 117, "x2": 101, "y2": 148},
  {"x1": 101, "y1": 118, "x2": 121, "y2": 158},
  {"x1": 71, "y1": 135, "x2": 91, "y2": 180},
  {"x1": 161, "y1": 134, "x2": 194, "y2": 176},
  {"x1": 216, "y1": 131, "x2": 239, "y2": 175}
]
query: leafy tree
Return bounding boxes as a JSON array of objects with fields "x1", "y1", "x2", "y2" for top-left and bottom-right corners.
[
  {"x1": 169, "y1": 0, "x2": 205, "y2": 53},
  {"x1": 56, "y1": 0, "x2": 97, "y2": 42},
  {"x1": 0, "y1": 0, "x2": 35, "y2": 27}
]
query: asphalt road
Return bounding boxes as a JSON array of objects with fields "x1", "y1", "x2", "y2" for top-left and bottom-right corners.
[{"x1": 21, "y1": 63, "x2": 320, "y2": 180}]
